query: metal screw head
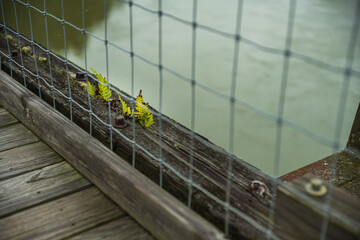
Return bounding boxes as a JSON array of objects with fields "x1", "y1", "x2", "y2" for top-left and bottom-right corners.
[
  {"x1": 113, "y1": 116, "x2": 127, "y2": 129},
  {"x1": 305, "y1": 178, "x2": 327, "y2": 197}
]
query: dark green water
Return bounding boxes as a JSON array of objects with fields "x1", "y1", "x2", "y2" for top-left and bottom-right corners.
[{"x1": 2, "y1": 0, "x2": 359, "y2": 175}]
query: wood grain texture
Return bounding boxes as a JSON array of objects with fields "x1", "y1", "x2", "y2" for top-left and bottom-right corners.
[
  {"x1": 0, "y1": 32, "x2": 274, "y2": 239},
  {"x1": 274, "y1": 173, "x2": 360, "y2": 240},
  {"x1": 0, "y1": 141, "x2": 62, "y2": 181},
  {"x1": 0, "y1": 109, "x2": 18, "y2": 127},
  {"x1": 0, "y1": 187, "x2": 125, "y2": 240},
  {"x1": 0, "y1": 161, "x2": 92, "y2": 217},
  {"x1": 69, "y1": 217, "x2": 155, "y2": 240},
  {"x1": 2, "y1": 29, "x2": 360, "y2": 240},
  {"x1": 0, "y1": 70, "x2": 224, "y2": 240},
  {"x1": 0, "y1": 123, "x2": 39, "y2": 152}
]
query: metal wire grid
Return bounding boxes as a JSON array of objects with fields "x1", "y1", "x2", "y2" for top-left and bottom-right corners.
[{"x1": 0, "y1": 0, "x2": 359, "y2": 239}]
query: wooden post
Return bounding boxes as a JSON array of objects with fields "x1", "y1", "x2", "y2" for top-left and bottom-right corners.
[
  {"x1": 274, "y1": 173, "x2": 360, "y2": 240},
  {"x1": 347, "y1": 103, "x2": 360, "y2": 150},
  {"x1": 0, "y1": 70, "x2": 224, "y2": 240}
]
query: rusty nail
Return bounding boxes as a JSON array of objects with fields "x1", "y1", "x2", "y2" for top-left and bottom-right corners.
[
  {"x1": 11, "y1": 49, "x2": 18, "y2": 57},
  {"x1": 305, "y1": 178, "x2": 327, "y2": 197},
  {"x1": 113, "y1": 116, "x2": 127, "y2": 129}
]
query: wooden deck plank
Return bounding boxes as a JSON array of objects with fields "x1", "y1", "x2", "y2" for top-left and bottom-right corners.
[
  {"x1": 69, "y1": 217, "x2": 155, "y2": 240},
  {"x1": 0, "y1": 123, "x2": 38, "y2": 152},
  {"x1": 0, "y1": 187, "x2": 125, "y2": 240},
  {"x1": 0, "y1": 141, "x2": 62, "y2": 181},
  {"x1": 0, "y1": 161, "x2": 92, "y2": 217},
  {"x1": 0, "y1": 70, "x2": 224, "y2": 240},
  {"x1": 0, "y1": 109, "x2": 18, "y2": 127}
]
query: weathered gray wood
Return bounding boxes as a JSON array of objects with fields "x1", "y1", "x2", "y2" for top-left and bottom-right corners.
[
  {"x1": 0, "y1": 123, "x2": 39, "y2": 152},
  {"x1": 69, "y1": 217, "x2": 155, "y2": 240},
  {"x1": 0, "y1": 187, "x2": 125, "y2": 240},
  {"x1": 0, "y1": 161, "x2": 92, "y2": 217},
  {"x1": 0, "y1": 70, "x2": 224, "y2": 240},
  {"x1": 0, "y1": 109, "x2": 18, "y2": 127},
  {"x1": 2, "y1": 31, "x2": 360, "y2": 240},
  {"x1": 0, "y1": 30, "x2": 270, "y2": 239},
  {"x1": 347, "y1": 103, "x2": 360, "y2": 150},
  {"x1": 0, "y1": 141, "x2": 62, "y2": 181},
  {"x1": 274, "y1": 173, "x2": 360, "y2": 240}
]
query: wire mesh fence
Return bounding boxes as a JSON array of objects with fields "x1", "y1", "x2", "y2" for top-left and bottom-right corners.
[{"x1": 0, "y1": 0, "x2": 359, "y2": 239}]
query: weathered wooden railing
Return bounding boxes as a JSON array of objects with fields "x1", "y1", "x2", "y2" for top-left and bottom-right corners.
[{"x1": 0, "y1": 29, "x2": 359, "y2": 240}]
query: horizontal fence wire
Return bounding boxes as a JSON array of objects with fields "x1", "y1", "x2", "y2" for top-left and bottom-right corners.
[
  {"x1": 0, "y1": 0, "x2": 359, "y2": 239},
  {"x1": 7, "y1": 0, "x2": 356, "y2": 152}
]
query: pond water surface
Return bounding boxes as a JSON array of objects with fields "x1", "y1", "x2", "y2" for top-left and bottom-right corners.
[{"x1": 2, "y1": 0, "x2": 359, "y2": 175}]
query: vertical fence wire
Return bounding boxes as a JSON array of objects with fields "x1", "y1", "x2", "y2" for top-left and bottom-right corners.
[
  {"x1": 224, "y1": 0, "x2": 243, "y2": 237},
  {"x1": 43, "y1": 0, "x2": 56, "y2": 109},
  {"x1": 0, "y1": 1, "x2": 358, "y2": 239},
  {"x1": 158, "y1": 0, "x2": 164, "y2": 188},
  {"x1": 61, "y1": 0, "x2": 72, "y2": 121},
  {"x1": 187, "y1": 0, "x2": 198, "y2": 208},
  {"x1": 104, "y1": 0, "x2": 113, "y2": 150},
  {"x1": 12, "y1": 1, "x2": 26, "y2": 87},
  {"x1": 129, "y1": 0, "x2": 136, "y2": 167},
  {"x1": 26, "y1": 0, "x2": 40, "y2": 98},
  {"x1": 0, "y1": 0, "x2": 13, "y2": 78},
  {"x1": 82, "y1": 0, "x2": 93, "y2": 136},
  {"x1": 267, "y1": 0, "x2": 297, "y2": 238},
  {"x1": 319, "y1": 2, "x2": 360, "y2": 239}
]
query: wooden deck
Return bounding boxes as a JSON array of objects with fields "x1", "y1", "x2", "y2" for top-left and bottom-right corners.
[{"x1": 0, "y1": 106, "x2": 155, "y2": 240}]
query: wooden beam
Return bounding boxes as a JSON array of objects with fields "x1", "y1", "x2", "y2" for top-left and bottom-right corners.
[
  {"x1": 347, "y1": 103, "x2": 360, "y2": 150},
  {"x1": 2, "y1": 31, "x2": 360, "y2": 240},
  {"x1": 0, "y1": 70, "x2": 224, "y2": 240},
  {"x1": 0, "y1": 30, "x2": 274, "y2": 239},
  {"x1": 274, "y1": 173, "x2": 360, "y2": 240}
]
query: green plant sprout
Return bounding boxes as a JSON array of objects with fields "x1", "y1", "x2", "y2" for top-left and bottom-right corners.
[
  {"x1": 118, "y1": 93, "x2": 133, "y2": 118},
  {"x1": 87, "y1": 67, "x2": 153, "y2": 128},
  {"x1": 134, "y1": 90, "x2": 154, "y2": 128},
  {"x1": 87, "y1": 81, "x2": 97, "y2": 96},
  {"x1": 118, "y1": 90, "x2": 154, "y2": 128},
  {"x1": 90, "y1": 67, "x2": 112, "y2": 102}
]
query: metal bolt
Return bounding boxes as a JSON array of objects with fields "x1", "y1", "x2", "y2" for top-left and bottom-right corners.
[
  {"x1": 11, "y1": 49, "x2": 18, "y2": 57},
  {"x1": 113, "y1": 116, "x2": 127, "y2": 129},
  {"x1": 305, "y1": 178, "x2": 327, "y2": 197},
  {"x1": 75, "y1": 72, "x2": 85, "y2": 81}
]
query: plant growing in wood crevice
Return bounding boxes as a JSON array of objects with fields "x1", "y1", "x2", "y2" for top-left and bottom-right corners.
[
  {"x1": 89, "y1": 67, "x2": 112, "y2": 102},
  {"x1": 118, "y1": 93, "x2": 133, "y2": 118},
  {"x1": 87, "y1": 81, "x2": 97, "y2": 96},
  {"x1": 134, "y1": 90, "x2": 154, "y2": 128},
  {"x1": 87, "y1": 67, "x2": 154, "y2": 128},
  {"x1": 118, "y1": 90, "x2": 154, "y2": 128}
]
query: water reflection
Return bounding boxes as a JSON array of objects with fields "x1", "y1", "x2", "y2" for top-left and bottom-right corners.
[
  {"x1": 1, "y1": 0, "x2": 359, "y2": 175},
  {"x1": 1, "y1": 0, "x2": 120, "y2": 54}
]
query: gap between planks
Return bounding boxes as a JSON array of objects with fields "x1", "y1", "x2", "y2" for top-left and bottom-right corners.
[{"x1": 0, "y1": 106, "x2": 155, "y2": 240}]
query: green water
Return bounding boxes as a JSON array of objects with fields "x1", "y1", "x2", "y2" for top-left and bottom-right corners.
[{"x1": 2, "y1": 0, "x2": 359, "y2": 175}]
